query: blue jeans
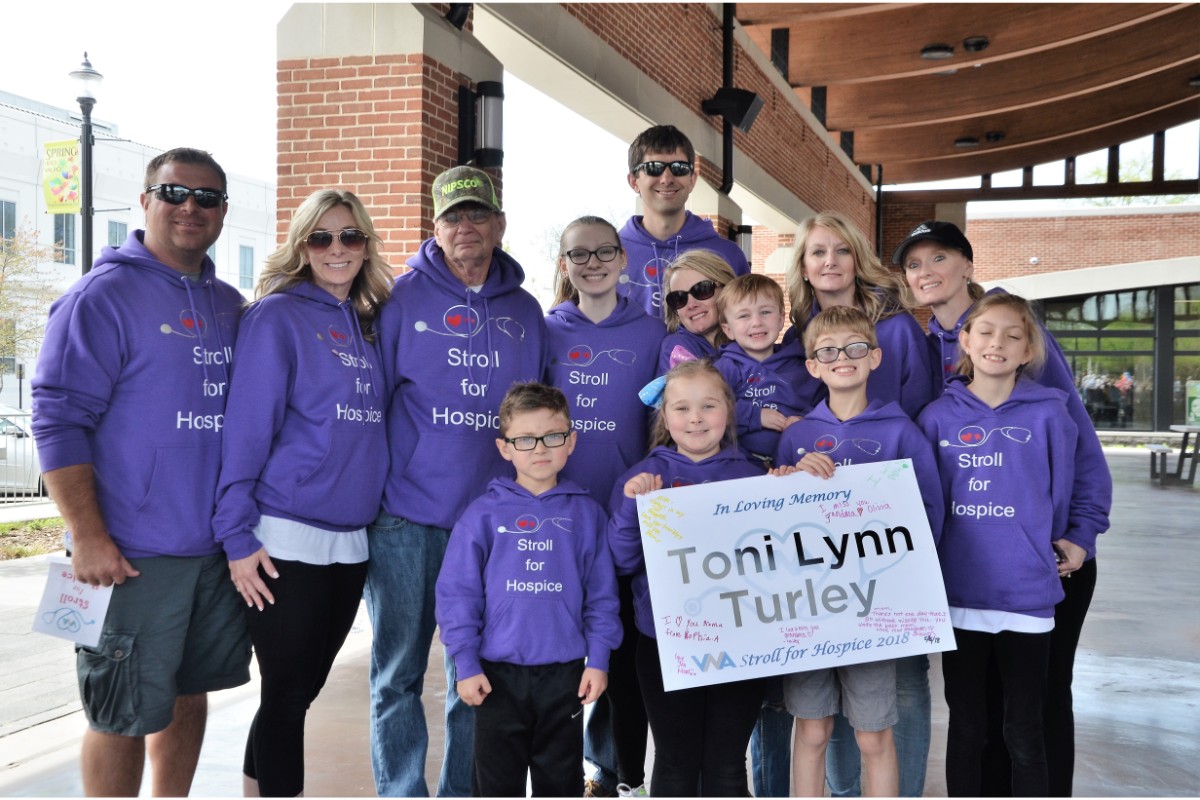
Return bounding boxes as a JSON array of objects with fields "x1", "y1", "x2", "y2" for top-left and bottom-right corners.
[
  {"x1": 750, "y1": 676, "x2": 793, "y2": 796},
  {"x1": 365, "y1": 514, "x2": 473, "y2": 797},
  {"x1": 584, "y1": 698, "x2": 619, "y2": 791},
  {"x1": 825, "y1": 654, "x2": 931, "y2": 797}
]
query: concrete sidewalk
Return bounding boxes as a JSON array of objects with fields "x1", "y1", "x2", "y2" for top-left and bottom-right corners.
[{"x1": 1, "y1": 450, "x2": 1197, "y2": 796}]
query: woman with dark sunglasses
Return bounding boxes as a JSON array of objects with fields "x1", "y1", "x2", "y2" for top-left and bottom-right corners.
[
  {"x1": 656, "y1": 249, "x2": 739, "y2": 372},
  {"x1": 212, "y1": 189, "x2": 393, "y2": 797}
]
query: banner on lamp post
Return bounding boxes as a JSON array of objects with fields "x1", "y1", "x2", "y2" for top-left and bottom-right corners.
[{"x1": 43, "y1": 139, "x2": 82, "y2": 214}]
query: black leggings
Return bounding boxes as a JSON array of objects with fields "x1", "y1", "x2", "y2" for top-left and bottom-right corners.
[
  {"x1": 636, "y1": 634, "x2": 764, "y2": 797},
  {"x1": 242, "y1": 557, "x2": 367, "y2": 796}
]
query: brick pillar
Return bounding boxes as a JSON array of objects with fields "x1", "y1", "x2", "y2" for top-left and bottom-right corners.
[{"x1": 277, "y1": 3, "x2": 502, "y2": 273}]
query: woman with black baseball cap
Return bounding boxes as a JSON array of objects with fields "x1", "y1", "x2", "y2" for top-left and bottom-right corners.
[{"x1": 895, "y1": 220, "x2": 1112, "y2": 797}]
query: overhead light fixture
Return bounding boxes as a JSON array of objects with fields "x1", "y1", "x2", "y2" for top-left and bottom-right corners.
[
  {"x1": 962, "y1": 36, "x2": 990, "y2": 53},
  {"x1": 701, "y1": 87, "x2": 765, "y2": 133},
  {"x1": 954, "y1": 136, "x2": 980, "y2": 148},
  {"x1": 920, "y1": 44, "x2": 955, "y2": 60},
  {"x1": 1190, "y1": 75, "x2": 1200, "y2": 87},
  {"x1": 444, "y1": 3, "x2": 471, "y2": 30},
  {"x1": 985, "y1": 130, "x2": 1005, "y2": 143},
  {"x1": 457, "y1": 80, "x2": 503, "y2": 168}
]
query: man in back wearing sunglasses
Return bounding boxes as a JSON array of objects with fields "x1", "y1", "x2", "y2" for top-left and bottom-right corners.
[
  {"x1": 365, "y1": 165, "x2": 549, "y2": 797},
  {"x1": 616, "y1": 124, "x2": 750, "y2": 320},
  {"x1": 32, "y1": 147, "x2": 251, "y2": 796}
]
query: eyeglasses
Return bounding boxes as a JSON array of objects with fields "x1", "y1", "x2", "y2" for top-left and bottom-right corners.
[
  {"x1": 633, "y1": 160, "x2": 694, "y2": 177},
  {"x1": 305, "y1": 228, "x2": 369, "y2": 251},
  {"x1": 664, "y1": 280, "x2": 718, "y2": 310},
  {"x1": 145, "y1": 183, "x2": 227, "y2": 209},
  {"x1": 437, "y1": 207, "x2": 495, "y2": 228},
  {"x1": 812, "y1": 342, "x2": 873, "y2": 364},
  {"x1": 503, "y1": 431, "x2": 571, "y2": 451},
  {"x1": 563, "y1": 246, "x2": 620, "y2": 265}
]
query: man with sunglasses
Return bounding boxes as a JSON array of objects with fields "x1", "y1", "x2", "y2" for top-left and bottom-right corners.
[
  {"x1": 366, "y1": 165, "x2": 548, "y2": 797},
  {"x1": 32, "y1": 147, "x2": 250, "y2": 796},
  {"x1": 617, "y1": 125, "x2": 749, "y2": 319}
]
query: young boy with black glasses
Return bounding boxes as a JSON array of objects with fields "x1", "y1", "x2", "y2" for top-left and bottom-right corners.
[{"x1": 435, "y1": 382, "x2": 622, "y2": 797}]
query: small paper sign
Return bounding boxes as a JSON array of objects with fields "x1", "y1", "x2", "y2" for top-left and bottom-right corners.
[{"x1": 32, "y1": 556, "x2": 112, "y2": 647}]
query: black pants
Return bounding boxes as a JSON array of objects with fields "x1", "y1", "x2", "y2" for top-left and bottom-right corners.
[
  {"x1": 636, "y1": 634, "x2": 764, "y2": 797},
  {"x1": 982, "y1": 558, "x2": 1098, "y2": 796},
  {"x1": 474, "y1": 659, "x2": 585, "y2": 797},
  {"x1": 599, "y1": 575, "x2": 648, "y2": 787},
  {"x1": 242, "y1": 558, "x2": 367, "y2": 797},
  {"x1": 943, "y1": 627, "x2": 1051, "y2": 797}
]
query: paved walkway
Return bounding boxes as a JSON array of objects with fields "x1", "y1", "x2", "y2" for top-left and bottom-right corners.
[{"x1": 0, "y1": 450, "x2": 1196, "y2": 796}]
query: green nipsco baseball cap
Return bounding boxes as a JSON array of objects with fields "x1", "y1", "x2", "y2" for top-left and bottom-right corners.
[{"x1": 431, "y1": 166, "x2": 501, "y2": 218}]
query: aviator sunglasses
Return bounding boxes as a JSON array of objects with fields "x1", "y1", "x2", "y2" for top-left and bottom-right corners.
[
  {"x1": 145, "y1": 183, "x2": 228, "y2": 209},
  {"x1": 305, "y1": 228, "x2": 369, "y2": 251},
  {"x1": 633, "y1": 160, "x2": 695, "y2": 177},
  {"x1": 812, "y1": 342, "x2": 873, "y2": 364},
  {"x1": 664, "y1": 279, "x2": 718, "y2": 310}
]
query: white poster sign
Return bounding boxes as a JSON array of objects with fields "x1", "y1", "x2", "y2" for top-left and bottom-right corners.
[
  {"x1": 635, "y1": 459, "x2": 955, "y2": 691},
  {"x1": 32, "y1": 556, "x2": 112, "y2": 647}
]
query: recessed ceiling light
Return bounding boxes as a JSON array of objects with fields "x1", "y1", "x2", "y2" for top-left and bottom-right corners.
[
  {"x1": 920, "y1": 44, "x2": 955, "y2": 60},
  {"x1": 954, "y1": 137, "x2": 980, "y2": 148},
  {"x1": 962, "y1": 36, "x2": 990, "y2": 53}
]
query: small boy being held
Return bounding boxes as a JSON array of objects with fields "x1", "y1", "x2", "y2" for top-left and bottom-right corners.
[
  {"x1": 775, "y1": 306, "x2": 944, "y2": 798},
  {"x1": 435, "y1": 382, "x2": 622, "y2": 797},
  {"x1": 714, "y1": 273, "x2": 817, "y2": 468}
]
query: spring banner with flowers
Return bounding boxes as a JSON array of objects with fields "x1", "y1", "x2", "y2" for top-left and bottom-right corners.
[
  {"x1": 43, "y1": 139, "x2": 82, "y2": 214},
  {"x1": 635, "y1": 460, "x2": 955, "y2": 691}
]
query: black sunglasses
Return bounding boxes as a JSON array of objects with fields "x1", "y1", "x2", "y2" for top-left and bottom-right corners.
[
  {"x1": 305, "y1": 228, "x2": 369, "y2": 251},
  {"x1": 665, "y1": 280, "x2": 718, "y2": 310},
  {"x1": 146, "y1": 183, "x2": 227, "y2": 209},
  {"x1": 633, "y1": 160, "x2": 694, "y2": 177}
]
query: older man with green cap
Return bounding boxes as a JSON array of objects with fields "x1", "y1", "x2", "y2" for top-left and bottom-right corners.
[{"x1": 364, "y1": 165, "x2": 549, "y2": 797}]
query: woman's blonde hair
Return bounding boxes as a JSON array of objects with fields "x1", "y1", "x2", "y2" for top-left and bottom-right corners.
[
  {"x1": 256, "y1": 189, "x2": 392, "y2": 340},
  {"x1": 647, "y1": 360, "x2": 737, "y2": 452},
  {"x1": 786, "y1": 211, "x2": 913, "y2": 331},
  {"x1": 956, "y1": 292, "x2": 1046, "y2": 380},
  {"x1": 661, "y1": 250, "x2": 738, "y2": 344},
  {"x1": 552, "y1": 216, "x2": 623, "y2": 306}
]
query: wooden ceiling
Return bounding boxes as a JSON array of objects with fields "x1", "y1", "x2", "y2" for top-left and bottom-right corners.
[{"x1": 736, "y1": 3, "x2": 1200, "y2": 186}]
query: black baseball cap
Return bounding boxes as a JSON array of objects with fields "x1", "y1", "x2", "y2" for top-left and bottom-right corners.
[{"x1": 891, "y1": 220, "x2": 974, "y2": 265}]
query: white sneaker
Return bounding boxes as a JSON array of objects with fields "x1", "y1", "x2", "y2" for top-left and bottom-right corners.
[{"x1": 616, "y1": 783, "x2": 649, "y2": 797}]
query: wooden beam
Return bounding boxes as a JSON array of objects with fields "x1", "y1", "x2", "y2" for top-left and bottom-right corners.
[{"x1": 886, "y1": 178, "x2": 1199, "y2": 204}]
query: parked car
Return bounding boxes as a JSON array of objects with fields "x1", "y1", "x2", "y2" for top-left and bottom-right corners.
[{"x1": 0, "y1": 405, "x2": 43, "y2": 495}]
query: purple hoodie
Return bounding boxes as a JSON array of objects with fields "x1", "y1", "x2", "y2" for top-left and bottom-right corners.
[
  {"x1": 618, "y1": 211, "x2": 750, "y2": 316},
  {"x1": 784, "y1": 306, "x2": 933, "y2": 419},
  {"x1": 377, "y1": 239, "x2": 548, "y2": 530},
  {"x1": 608, "y1": 446, "x2": 762, "y2": 638},
  {"x1": 213, "y1": 283, "x2": 387, "y2": 560},
  {"x1": 657, "y1": 328, "x2": 719, "y2": 372},
  {"x1": 917, "y1": 378, "x2": 1077, "y2": 618},
  {"x1": 926, "y1": 288, "x2": 1111, "y2": 557},
  {"x1": 714, "y1": 340, "x2": 819, "y2": 460},
  {"x1": 31, "y1": 231, "x2": 242, "y2": 559},
  {"x1": 545, "y1": 297, "x2": 666, "y2": 502},
  {"x1": 436, "y1": 477, "x2": 622, "y2": 679},
  {"x1": 776, "y1": 399, "x2": 944, "y2": 543}
]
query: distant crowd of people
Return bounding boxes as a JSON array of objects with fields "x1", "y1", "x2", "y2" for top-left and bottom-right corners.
[{"x1": 31, "y1": 122, "x2": 1110, "y2": 798}]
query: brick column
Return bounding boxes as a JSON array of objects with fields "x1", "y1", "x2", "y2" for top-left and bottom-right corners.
[{"x1": 277, "y1": 3, "x2": 502, "y2": 272}]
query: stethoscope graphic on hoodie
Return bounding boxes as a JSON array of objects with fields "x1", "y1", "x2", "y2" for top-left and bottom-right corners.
[
  {"x1": 496, "y1": 515, "x2": 572, "y2": 534},
  {"x1": 557, "y1": 344, "x2": 637, "y2": 367},
  {"x1": 412, "y1": 303, "x2": 525, "y2": 340},
  {"x1": 792, "y1": 433, "x2": 883, "y2": 458},
  {"x1": 939, "y1": 426, "x2": 1031, "y2": 448}
]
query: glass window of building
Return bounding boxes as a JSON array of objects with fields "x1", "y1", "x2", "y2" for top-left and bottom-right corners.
[
  {"x1": 108, "y1": 220, "x2": 127, "y2": 247},
  {"x1": 0, "y1": 200, "x2": 15, "y2": 240},
  {"x1": 53, "y1": 215, "x2": 76, "y2": 265},
  {"x1": 239, "y1": 245, "x2": 254, "y2": 290}
]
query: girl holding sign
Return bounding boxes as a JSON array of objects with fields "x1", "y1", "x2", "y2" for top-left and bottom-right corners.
[
  {"x1": 609, "y1": 360, "x2": 794, "y2": 797},
  {"x1": 916, "y1": 293, "x2": 1080, "y2": 796}
]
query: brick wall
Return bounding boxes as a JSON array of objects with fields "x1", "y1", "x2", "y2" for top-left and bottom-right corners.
[
  {"x1": 278, "y1": 52, "x2": 491, "y2": 273},
  {"x1": 561, "y1": 3, "x2": 874, "y2": 237}
]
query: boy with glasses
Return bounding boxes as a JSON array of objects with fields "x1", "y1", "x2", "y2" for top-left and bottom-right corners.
[
  {"x1": 436, "y1": 382, "x2": 621, "y2": 796},
  {"x1": 618, "y1": 125, "x2": 749, "y2": 318},
  {"x1": 773, "y1": 306, "x2": 943, "y2": 797}
]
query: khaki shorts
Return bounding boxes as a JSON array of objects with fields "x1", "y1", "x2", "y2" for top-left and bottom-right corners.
[
  {"x1": 75, "y1": 554, "x2": 251, "y2": 736},
  {"x1": 783, "y1": 658, "x2": 898, "y2": 732}
]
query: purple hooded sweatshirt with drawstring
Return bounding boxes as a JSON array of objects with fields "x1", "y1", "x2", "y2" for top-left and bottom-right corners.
[
  {"x1": 926, "y1": 287, "x2": 1111, "y2": 558},
  {"x1": 31, "y1": 230, "x2": 243, "y2": 559},
  {"x1": 376, "y1": 238, "x2": 549, "y2": 531},
  {"x1": 213, "y1": 282, "x2": 387, "y2": 561},
  {"x1": 618, "y1": 211, "x2": 750, "y2": 317}
]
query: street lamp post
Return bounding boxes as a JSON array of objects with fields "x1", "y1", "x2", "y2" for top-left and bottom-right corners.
[{"x1": 69, "y1": 53, "x2": 103, "y2": 274}]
